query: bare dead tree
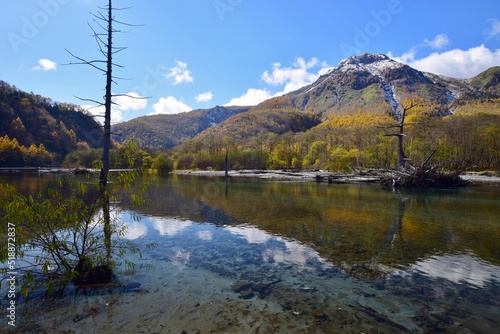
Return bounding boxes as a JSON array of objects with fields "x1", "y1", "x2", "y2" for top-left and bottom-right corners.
[
  {"x1": 376, "y1": 101, "x2": 470, "y2": 187},
  {"x1": 382, "y1": 101, "x2": 418, "y2": 171},
  {"x1": 65, "y1": 0, "x2": 143, "y2": 274},
  {"x1": 65, "y1": 0, "x2": 143, "y2": 190}
]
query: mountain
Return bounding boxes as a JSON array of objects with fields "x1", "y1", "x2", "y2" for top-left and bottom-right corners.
[
  {"x1": 468, "y1": 66, "x2": 500, "y2": 95},
  {"x1": 0, "y1": 80, "x2": 103, "y2": 165},
  {"x1": 193, "y1": 109, "x2": 321, "y2": 144},
  {"x1": 189, "y1": 54, "x2": 500, "y2": 149},
  {"x1": 111, "y1": 105, "x2": 251, "y2": 149},
  {"x1": 253, "y1": 53, "x2": 478, "y2": 119},
  {"x1": 3, "y1": 54, "x2": 498, "y2": 162},
  {"x1": 113, "y1": 55, "x2": 499, "y2": 151}
]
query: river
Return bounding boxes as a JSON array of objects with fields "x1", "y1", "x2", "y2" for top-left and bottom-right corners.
[{"x1": 1, "y1": 172, "x2": 499, "y2": 333}]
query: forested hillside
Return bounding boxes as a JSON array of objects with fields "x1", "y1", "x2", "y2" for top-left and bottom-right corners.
[
  {"x1": 111, "y1": 105, "x2": 251, "y2": 149},
  {"x1": 174, "y1": 98, "x2": 500, "y2": 172},
  {"x1": 0, "y1": 81, "x2": 103, "y2": 166},
  {"x1": 2, "y1": 55, "x2": 499, "y2": 172},
  {"x1": 171, "y1": 59, "x2": 500, "y2": 172},
  {"x1": 194, "y1": 109, "x2": 321, "y2": 144}
]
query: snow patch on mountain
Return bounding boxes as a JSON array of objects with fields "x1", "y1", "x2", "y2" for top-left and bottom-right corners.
[
  {"x1": 338, "y1": 53, "x2": 404, "y2": 76},
  {"x1": 381, "y1": 82, "x2": 399, "y2": 111},
  {"x1": 342, "y1": 54, "x2": 401, "y2": 112}
]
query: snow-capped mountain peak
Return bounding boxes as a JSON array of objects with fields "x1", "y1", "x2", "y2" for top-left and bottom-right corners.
[{"x1": 337, "y1": 53, "x2": 404, "y2": 77}]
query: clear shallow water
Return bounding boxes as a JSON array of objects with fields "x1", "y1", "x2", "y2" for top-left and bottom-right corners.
[{"x1": 2, "y1": 173, "x2": 500, "y2": 333}]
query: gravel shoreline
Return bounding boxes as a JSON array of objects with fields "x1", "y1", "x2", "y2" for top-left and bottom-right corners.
[{"x1": 175, "y1": 169, "x2": 500, "y2": 184}]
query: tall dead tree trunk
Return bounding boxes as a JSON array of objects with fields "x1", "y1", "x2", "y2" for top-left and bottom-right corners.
[
  {"x1": 99, "y1": 0, "x2": 113, "y2": 191},
  {"x1": 67, "y1": 1, "x2": 138, "y2": 190},
  {"x1": 396, "y1": 105, "x2": 408, "y2": 171},
  {"x1": 385, "y1": 102, "x2": 417, "y2": 171},
  {"x1": 100, "y1": 1, "x2": 113, "y2": 263},
  {"x1": 93, "y1": 0, "x2": 113, "y2": 266},
  {"x1": 66, "y1": 0, "x2": 141, "y2": 276},
  {"x1": 378, "y1": 101, "x2": 470, "y2": 187}
]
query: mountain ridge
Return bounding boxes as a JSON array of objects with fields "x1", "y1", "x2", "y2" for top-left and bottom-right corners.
[
  {"x1": 253, "y1": 53, "x2": 488, "y2": 120},
  {"x1": 187, "y1": 54, "x2": 499, "y2": 152},
  {"x1": 2, "y1": 53, "x2": 499, "y2": 156},
  {"x1": 103, "y1": 54, "x2": 500, "y2": 151},
  {"x1": 112, "y1": 105, "x2": 251, "y2": 149}
]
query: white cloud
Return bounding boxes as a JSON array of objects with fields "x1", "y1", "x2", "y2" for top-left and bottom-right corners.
[
  {"x1": 390, "y1": 33, "x2": 500, "y2": 78},
  {"x1": 151, "y1": 217, "x2": 192, "y2": 236},
  {"x1": 405, "y1": 45, "x2": 500, "y2": 78},
  {"x1": 486, "y1": 18, "x2": 500, "y2": 39},
  {"x1": 121, "y1": 221, "x2": 147, "y2": 240},
  {"x1": 81, "y1": 92, "x2": 147, "y2": 124},
  {"x1": 424, "y1": 33, "x2": 450, "y2": 49},
  {"x1": 261, "y1": 57, "x2": 331, "y2": 94},
  {"x1": 409, "y1": 253, "x2": 500, "y2": 288},
  {"x1": 223, "y1": 57, "x2": 332, "y2": 107},
  {"x1": 226, "y1": 226, "x2": 272, "y2": 244},
  {"x1": 197, "y1": 230, "x2": 213, "y2": 241},
  {"x1": 166, "y1": 61, "x2": 193, "y2": 85},
  {"x1": 224, "y1": 88, "x2": 273, "y2": 106},
  {"x1": 81, "y1": 104, "x2": 123, "y2": 125},
  {"x1": 195, "y1": 91, "x2": 213, "y2": 102},
  {"x1": 390, "y1": 34, "x2": 451, "y2": 64},
  {"x1": 388, "y1": 49, "x2": 416, "y2": 64},
  {"x1": 150, "y1": 96, "x2": 192, "y2": 115},
  {"x1": 33, "y1": 58, "x2": 56, "y2": 71},
  {"x1": 113, "y1": 92, "x2": 147, "y2": 111}
]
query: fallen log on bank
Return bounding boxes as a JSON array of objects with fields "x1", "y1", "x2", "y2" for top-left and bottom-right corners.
[
  {"x1": 313, "y1": 167, "x2": 471, "y2": 188},
  {"x1": 314, "y1": 172, "x2": 382, "y2": 184},
  {"x1": 378, "y1": 169, "x2": 471, "y2": 187}
]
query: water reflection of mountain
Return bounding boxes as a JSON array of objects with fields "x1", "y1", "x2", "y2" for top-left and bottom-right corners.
[
  {"x1": 408, "y1": 253, "x2": 500, "y2": 288},
  {"x1": 3, "y1": 173, "x2": 499, "y2": 281},
  {"x1": 119, "y1": 212, "x2": 500, "y2": 291},
  {"x1": 123, "y1": 174, "x2": 500, "y2": 280},
  {"x1": 7, "y1": 173, "x2": 500, "y2": 334},
  {"x1": 120, "y1": 215, "x2": 338, "y2": 281}
]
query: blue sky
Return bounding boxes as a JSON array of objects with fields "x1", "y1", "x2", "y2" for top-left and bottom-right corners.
[{"x1": 1, "y1": 0, "x2": 499, "y2": 123}]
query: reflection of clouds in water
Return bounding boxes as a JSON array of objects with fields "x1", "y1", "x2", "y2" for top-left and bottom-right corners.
[
  {"x1": 121, "y1": 221, "x2": 148, "y2": 240},
  {"x1": 197, "y1": 230, "x2": 213, "y2": 241},
  {"x1": 410, "y1": 253, "x2": 500, "y2": 287},
  {"x1": 170, "y1": 248, "x2": 191, "y2": 265},
  {"x1": 227, "y1": 225, "x2": 328, "y2": 271},
  {"x1": 226, "y1": 226, "x2": 271, "y2": 244},
  {"x1": 263, "y1": 240, "x2": 324, "y2": 270},
  {"x1": 150, "y1": 217, "x2": 193, "y2": 236},
  {"x1": 157, "y1": 247, "x2": 191, "y2": 266}
]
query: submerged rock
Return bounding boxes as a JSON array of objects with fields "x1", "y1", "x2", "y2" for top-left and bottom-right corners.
[
  {"x1": 231, "y1": 281, "x2": 252, "y2": 293},
  {"x1": 231, "y1": 280, "x2": 282, "y2": 299},
  {"x1": 239, "y1": 289, "x2": 254, "y2": 299},
  {"x1": 312, "y1": 308, "x2": 327, "y2": 320}
]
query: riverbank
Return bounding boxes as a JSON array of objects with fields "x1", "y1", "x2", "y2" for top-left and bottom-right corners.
[
  {"x1": 2, "y1": 167, "x2": 499, "y2": 184},
  {"x1": 175, "y1": 169, "x2": 500, "y2": 184}
]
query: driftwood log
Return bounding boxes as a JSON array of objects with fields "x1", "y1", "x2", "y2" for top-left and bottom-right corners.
[
  {"x1": 379, "y1": 168, "x2": 470, "y2": 187},
  {"x1": 314, "y1": 165, "x2": 471, "y2": 188}
]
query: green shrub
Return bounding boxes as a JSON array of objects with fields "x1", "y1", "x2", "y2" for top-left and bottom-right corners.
[{"x1": 152, "y1": 154, "x2": 174, "y2": 174}]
